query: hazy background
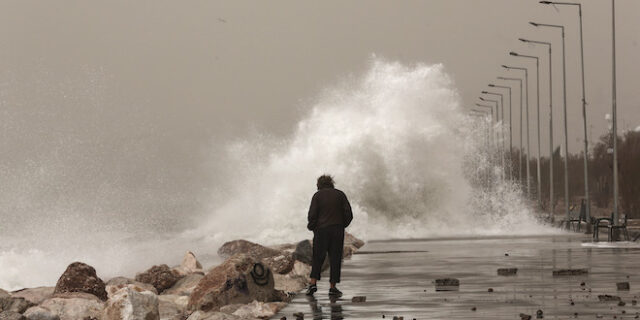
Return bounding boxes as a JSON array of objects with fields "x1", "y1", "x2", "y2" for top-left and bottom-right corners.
[{"x1": 0, "y1": 0, "x2": 638, "y2": 234}]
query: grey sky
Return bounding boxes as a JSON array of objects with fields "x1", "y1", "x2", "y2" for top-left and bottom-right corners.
[{"x1": 0, "y1": 1, "x2": 638, "y2": 230}]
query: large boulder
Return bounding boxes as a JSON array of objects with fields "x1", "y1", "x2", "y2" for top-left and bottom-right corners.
[
  {"x1": 53, "y1": 262, "x2": 107, "y2": 301},
  {"x1": 102, "y1": 284, "x2": 159, "y2": 320},
  {"x1": 37, "y1": 295, "x2": 104, "y2": 320},
  {"x1": 217, "y1": 240, "x2": 280, "y2": 260},
  {"x1": 188, "y1": 254, "x2": 281, "y2": 312},
  {"x1": 106, "y1": 277, "x2": 158, "y2": 296},
  {"x1": 163, "y1": 274, "x2": 204, "y2": 296},
  {"x1": 10, "y1": 287, "x2": 55, "y2": 305},
  {"x1": 273, "y1": 261, "x2": 312, "y2": 293},
  {"x1": 217, "y1": 240, "x2": 294, "y2": 274},
  {"x1": 292, "y1": 240, "x2": 313, "y2": 265},
  {"x1": 172, "y1": 252, "x2": 204, "y2": 277},
  {"x1": 135, "y1": 265, "x2": 183, "y2": 294}
]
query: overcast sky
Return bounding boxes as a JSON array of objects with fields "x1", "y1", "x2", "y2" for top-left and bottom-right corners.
[{"x1": 0, "y1": 1, "x2": 638, "y2": 228}]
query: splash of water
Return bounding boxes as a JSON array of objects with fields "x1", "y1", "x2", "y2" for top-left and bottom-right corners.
[
  {"x1": 0, "y1": 58, "x2": 557, "y2": 291},
  {"x1": 197, "y1": 58, "x2": 556, "y2": 245}
]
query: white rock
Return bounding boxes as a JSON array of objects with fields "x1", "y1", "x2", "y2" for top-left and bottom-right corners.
[
  {"x1": 232, "y1": 300, "x2": 286, "y2": 319},
  {"x1": 158, "y1": 294, "x2": 188, "y2": 320},
  {"x1": 38, "y1": 296, "x2": 104, "y2": 320},
  {"x1": 102, "y1": 284, "x2": 159, "y2": 320},
  {"x1": 272, "y1": 273, "x2": 307, "y2": 293},
  {"x1": 172, "y1": 251, "x2": 203, "y2": 276},
  {"x1": 23, "y1": 306, "x2": 60, "y2": 320}
]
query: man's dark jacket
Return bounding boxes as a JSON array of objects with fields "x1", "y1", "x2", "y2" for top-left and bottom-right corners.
[{"x1": 307, "y1": 187, "x2": 353, "y2": 231}]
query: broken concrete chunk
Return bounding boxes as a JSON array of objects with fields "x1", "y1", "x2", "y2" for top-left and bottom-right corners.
[
  {"x1": 616, "y1": 282, "x2": 630, "y2": 290},
  {"x1": 597, "y1": 294, "x2": 621, "y2": 302},
  {"x1": 552, "y1": 269, "x2": 588, "y2": 276},
  {"x1": 434, "y1": 278, "x2": 459, "y2": 292},
  {"x1": 497, "y1": 268, "x2": 518, "y2": 276},
  {"x1": 351, "y1": 296, "x2": 366, "y2": 303}
]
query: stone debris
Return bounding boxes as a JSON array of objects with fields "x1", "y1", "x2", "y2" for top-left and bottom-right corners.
[
  {"x1": 497, "y1": 268, "x2": 518, "y2": 276},
  {"x1": 434, "y1": 278, "x2": 459, "y2": 291},
  {"x1": 293, "y1": 311, "x2": 304, "y2": 319},
  {"x1": 351, "y1": 296, "x2": 366, "y2": 303},
  {"x1": 617, "y1": 282, "x2": 630, "y2": 290},
  {"x1": 488, "y1": 288, "x2": 494, "y2": 292},
  {"x1": 536, "y1": 309, "x2": 544, "y2": 319},
  {"x1": 519, "y1": 313, "x2": 532, "y2": 320},
  {"x1": 552, "y1": 269, "x2": 588, "y2": 277},
  {"x1": 598, "y1": 294, "x2": 621, "y2": 302}
]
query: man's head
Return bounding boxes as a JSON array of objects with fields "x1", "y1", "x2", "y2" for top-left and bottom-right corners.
[{"x1": 316, "y1": 174, "x2": 335, "y2": 190}]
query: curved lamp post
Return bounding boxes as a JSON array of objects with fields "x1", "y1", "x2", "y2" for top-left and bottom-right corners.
[
  {"x1": 502, "y1": 65, "x2": 530, "y2": 197},
  {"x1": 511, "y1": 52, "x2": 542, "y2": 209},
  {"x1": 530, "y1": 21, "x2": 571, "y2": 222},
  {"x1": 540, "y1": 0, "x2": 591, "y2": 226}
]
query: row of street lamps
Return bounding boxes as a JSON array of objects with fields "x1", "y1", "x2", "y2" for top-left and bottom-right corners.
[{"x1": 470, "y1": 0, "x2": 620, "y2": 226}]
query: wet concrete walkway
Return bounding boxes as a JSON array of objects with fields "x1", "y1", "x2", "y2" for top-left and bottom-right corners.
[{"x1": 274, "y1": 234, "x2": 640, "y2": 319}]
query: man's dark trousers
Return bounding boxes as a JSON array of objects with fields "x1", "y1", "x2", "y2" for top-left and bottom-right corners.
[{"x1": 310, "y1": 225, "x2": 344, "y2": 283}]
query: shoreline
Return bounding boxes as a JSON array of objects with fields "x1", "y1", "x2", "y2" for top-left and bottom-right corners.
[{"x1": 0, "y1": 233, "x2": 365, "y2": 320}]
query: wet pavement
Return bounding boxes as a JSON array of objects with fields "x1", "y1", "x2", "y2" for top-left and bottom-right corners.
[{"x1": 274, "y1": 234, "x2": 640, "y2": 319}]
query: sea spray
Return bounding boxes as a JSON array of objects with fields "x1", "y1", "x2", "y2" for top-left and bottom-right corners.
[{"x1": 198, "y1": 58, "x2": 556, "y2": 244}]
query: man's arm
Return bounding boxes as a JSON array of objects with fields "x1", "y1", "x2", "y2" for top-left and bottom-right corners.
[
  {"x1": 307, "y1": 193, "x2": 319, "y2": 231},
  {"x1": 342, "y1": 192, "x2": 353, "y2": 228}
]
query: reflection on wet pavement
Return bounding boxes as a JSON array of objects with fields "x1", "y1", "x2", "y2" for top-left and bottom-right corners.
[{"x1": 274, "y1": 234, "x2": 640, "y2": 319}]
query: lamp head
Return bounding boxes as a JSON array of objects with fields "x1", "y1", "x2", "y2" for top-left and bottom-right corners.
[
  {"x1": 481, "y1": 91, "x2": 488, "y2": 94},
  {"x1": 501, "y1": 65, "x2": 509, "y2": 69},
  {"x1": 509, "y1": 51, "x2": 518, "y2": 56},
  {"x1": 497, "y1": 76, "x2": 506, "y2": 80},
  {"x1": 539, "y1": 1, "x2": 553, "y2": 4},
  {"x1": 488, "y1": 84, "x2": 495, "y2": 87},
  {"x1": 529, "y1": 22, "x2": 539, "y2": 27},
  {"x1": 479, "y1": 97, "x2": 486, "y2": 101},
  {"x1": 518, "y1": 38, "x2": 528, "y2": 43}
]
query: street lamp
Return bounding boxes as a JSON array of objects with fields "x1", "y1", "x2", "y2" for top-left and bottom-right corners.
[
  {"x1": 511, "y1": 51, "x2": 542, "y2": 209},
  {"x1": 489, "y1": 83, "x2": 513, "y2": 180},
  {"x1": 503, "y1": 64, "x2": 531, "y2": 197},
  {"x1": 479, "y1": 97, "x2": 501, "y2": 153},
  {"x1": 475, "y1": 103, "x2": 496, "y2": 149},
  {"x1": 530, "y1": 21, "x2": 571, "y2": 222},
  {"x1": 483, "y1": 91, "x2": 506, "y2": 176},
  {"x1": 519, "y1": 38, "x2": 555, "y2": 219},
  {"x1": 497, "y1": 77, "x2": 523, "y2": 183},
  {"x1": 539, "y1": 0, "x2": 591, "y2": 224},
  {"x1": 611, "y1": 0, "x2": 619, "y2": 226}
]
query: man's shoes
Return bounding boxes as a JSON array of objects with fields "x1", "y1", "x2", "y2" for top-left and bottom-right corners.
[
  {"x1": 328, "y1": 287, "x2": 342, "y2": 297},
  {"x1": 305, "y1": 284, "x2": 317, "y2": 296}
]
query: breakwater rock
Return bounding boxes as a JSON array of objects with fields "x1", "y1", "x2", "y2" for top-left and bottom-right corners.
[{"x1": 3, "y1": 232, "x2": 364, "y2": 320}]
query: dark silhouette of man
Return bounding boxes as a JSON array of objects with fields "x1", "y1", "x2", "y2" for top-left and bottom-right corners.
[{"x1": 305, "y1": 174, "x2": 353, "y2": 297}]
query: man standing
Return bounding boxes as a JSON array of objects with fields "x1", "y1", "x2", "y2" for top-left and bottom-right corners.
[{"x1": 306, "y1": 174, "x2": 353, "y2": 297}]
